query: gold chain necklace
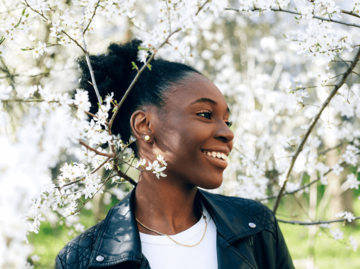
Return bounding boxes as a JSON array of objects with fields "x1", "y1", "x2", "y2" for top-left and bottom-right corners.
[{"x1": 136, "y1": 211, "x2": 207, "y2": 247}]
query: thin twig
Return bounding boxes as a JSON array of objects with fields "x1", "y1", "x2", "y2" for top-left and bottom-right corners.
[
  {"x1": 61, "y1": 30, "x2": 87, "y2": 54},
  {"x1": 337, "y1": 55, "x2": 349, "y2": 67},
  {"x1": 108, "y1": 28, "x2": 181, "y2": 129},
  {"x1": 195, "y1": 0, "x2": 210, "y2": 16},
  {"x1": 116, "y1": 167, "x2": 138, "y2": 186},
  {"x1": 23, "y1": 44, "x2": 60, "y2": 51},
  {"x1": 71, "y1": 172, "x2": 114, "y2": 215},
  {"x1": 79, "y1": 140, "x2": 115, "y2": 158},
  {"x1": 318, "y1": 142, "x2": 345, "y2": 156},
  {"x1": 81, "y1": 7, "x2": 101, "y2": 104},
  {"x1": 2, "y1": 98, "x2": 48, "y2": 103},
  {"x1": 0, "y1": 72, "x2": 49, "y2": 79},
  {"x1": 55, "y1": 179, "x2": 82, "y2": 190},
  {"x1": 272, "y1": 48, "x2": 360, "y2": 214},
  {"x1": 24, "y1": 0, "x2": 87, "y2": 54},
  {"x1": 24, "y1": 0, "x2": 48, "y2": 21},
  {"x1": 331, "y1": 60, "x2": 353, "y2": 63},
  {"x1": 226, "y1": 7, "x2": 360, "y2": 29},
  {"x1": 82, "y1": 0, "x2": 101, "y2": 35},
  {"x1": 257, "y1": 162, "x2": 346, "y2": 201},
  {"x1": 341, "y1": 9, "x2": 360, "y2": 19},
  {"x1": 0, "y1": 7, "x2": 24, "y2": 14},
  {"x1": 90, "y1": 157, "x2": 112, "y2": 174},
  {"x1": 352, "y1": 71, "x2": 360, "y2": 77},
  {"x1": 277, "y1": 217, "x2": 360, "y2": 225}
]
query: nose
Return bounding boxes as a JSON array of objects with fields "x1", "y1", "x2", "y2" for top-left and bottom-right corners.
[{"x1": 214, "y1": 121, "x2": 234, "y2": 144}]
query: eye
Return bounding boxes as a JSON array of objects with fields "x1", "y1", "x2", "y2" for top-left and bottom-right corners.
[
  {"x1": 197, "y1": 111, "x2": 212, "y2": 119},
  {"x1": 225, "y1": 121, "x2": 233, "y2": 127}
]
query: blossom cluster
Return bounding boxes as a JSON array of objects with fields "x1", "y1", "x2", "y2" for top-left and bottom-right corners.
[{"x1": 136, "y1": 155, "x2": 168, "y2": 179}]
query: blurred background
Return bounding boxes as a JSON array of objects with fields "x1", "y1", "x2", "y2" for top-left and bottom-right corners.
[{"x1": 0, "y1": 0, "x2": 359, "y2": 268}]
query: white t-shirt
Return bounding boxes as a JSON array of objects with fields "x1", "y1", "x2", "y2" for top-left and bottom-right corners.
[{"x1": 139, "y1": 205, "x2": 218, "y2": 269}]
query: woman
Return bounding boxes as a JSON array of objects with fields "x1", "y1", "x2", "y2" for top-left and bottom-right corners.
[{"x1": 55, "y1": 40, "x2": 294, "y2": 269}]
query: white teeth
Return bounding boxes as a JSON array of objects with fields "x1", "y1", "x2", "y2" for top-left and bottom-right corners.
[{"x1": 203, "y1": 151, "x2": 228, "y2": 161}]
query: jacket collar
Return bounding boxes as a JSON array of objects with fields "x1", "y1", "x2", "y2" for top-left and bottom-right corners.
[
  {"x1": 89, "y1": 188, "x2": 263, "y2": 268},
  {"x1": 197, "y1": 190, "x2": 263, "y2": 245}
]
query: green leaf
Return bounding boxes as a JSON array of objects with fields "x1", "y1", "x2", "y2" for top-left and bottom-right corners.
[
  {"x1": 138, "y1": 46, "x2": 146, "y2": 50},
  {"x1": 283, "y1": 33, "x2": 287, "y2": 38},
  {"x1": 147, "y1": 64, "x2": 152, "y2": 71},
  {"x1": 131, "y1": 61, "x2": 139, "y2": 71},
  {"x1": 22, "y1": 8, "x2": 26, "y2": 15}
]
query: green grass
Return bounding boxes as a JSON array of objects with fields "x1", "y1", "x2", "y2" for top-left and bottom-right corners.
[{"x1": 280, "y1": 223, "x2": 360, "y2": 269}]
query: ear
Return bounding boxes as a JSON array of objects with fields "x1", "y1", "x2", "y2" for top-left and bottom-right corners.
[{"x1": 130, "y1": 110, "x2": 153, "y2": 143}]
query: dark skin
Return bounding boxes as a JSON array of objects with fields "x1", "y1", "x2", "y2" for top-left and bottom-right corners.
[{"x1": 131, "y1": 73, "x2": 234, "y2": 236}]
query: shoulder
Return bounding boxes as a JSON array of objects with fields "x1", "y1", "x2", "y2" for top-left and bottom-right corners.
[
  {"x1": 200, "y1": 190, "x2": 277, "y2": 234},
  {"x1": 56, "y1": 221, "x2": 104, "y2": 269}
]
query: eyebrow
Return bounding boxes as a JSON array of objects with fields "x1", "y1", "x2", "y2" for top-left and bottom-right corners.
[{"x1": 190, "y1": 98, "x2": 230, "y2": 113}]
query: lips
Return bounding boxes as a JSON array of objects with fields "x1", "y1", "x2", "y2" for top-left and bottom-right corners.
[{"x1": 201, "y1": 148, "x2": 229, "y2": 169}]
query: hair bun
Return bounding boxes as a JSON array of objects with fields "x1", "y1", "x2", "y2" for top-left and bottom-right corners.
[{"x1": 77, "y1": 39, "x2": 142, "y2": 115}]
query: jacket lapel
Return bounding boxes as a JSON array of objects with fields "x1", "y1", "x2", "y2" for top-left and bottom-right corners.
[{"x1": 198, "y1": 190, "x2": 262, "y2": 269}]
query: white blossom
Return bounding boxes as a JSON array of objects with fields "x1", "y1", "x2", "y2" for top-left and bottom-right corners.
[
  {"x1": 345, "y1": 173, "x2": 360, "y2": 190},
  {"x1": 0, "y1": 85, "x2": 12, "y2": 100},
  {"x1": 335, "y1": 211, "x2": 356, "y2": 222},
  {"x1": 350, "y1": 236, "x2": 358, "y2": 252},
  {"x1": 330, "y1": 228, "x2": 344, "y2": 241},
  {"x1": 331, "y1": 163, "x2": 344, "y2": 176}
]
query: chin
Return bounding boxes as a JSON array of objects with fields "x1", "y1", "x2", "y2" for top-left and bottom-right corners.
[{"x1": 198, "y1": 177, "x2": 223, "y2": 190}]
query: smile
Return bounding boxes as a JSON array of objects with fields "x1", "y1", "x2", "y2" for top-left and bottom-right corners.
[
  {"x1": 202, "y1": 150, "x2": 228, "y2": 161},
  {"x1": 201, "y1": 149, "x2": 229, "y2": 169}
]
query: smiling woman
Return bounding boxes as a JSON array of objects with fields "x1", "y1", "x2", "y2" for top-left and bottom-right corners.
[{"x1": 55, "y1": 40, "x2": 295, "y2": 269}]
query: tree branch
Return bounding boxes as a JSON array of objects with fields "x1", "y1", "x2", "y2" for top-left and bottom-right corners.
[
  {"x1": 318, "y1": 142, "x2": 345, "y2": 156},
  {"x1": 341, "y1": 9, "x2": 360, "y2": 19},
  {"x1": 81, "y1": 7, "x2": 101, "y2": 105},
  {"x1": 272, "y1": 48, "x2": 360, "y2": 214},
  {"x1": 196, "y1": 0, "x2": 210, "y2": 16},
  {"x1": 277, "y1": 217, "x2": 360, "y2": 225},
  {"x1": 116, "y1": 166, "x2": 138, "y2": 186},
  {"x1": 79, "y1": 140, "x2": 115, "y2": 158},
  {"x1": 258, "y1": 161, "x2": 346, "y2": 201},
  {"x1": 225, "y1": 7, "x2": 360, "y2": 29},
  {"x1": 24, "y1": 0, "x2": 87, "y2": 54},
  {"x1": 90, "y1": 157, "x2": 112, "y2": 174},
  {"x1": 83, "y1": 0, "x2": 101, "y2": 35}
]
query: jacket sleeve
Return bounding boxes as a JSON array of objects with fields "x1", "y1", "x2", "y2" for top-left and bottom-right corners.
[
  {"x1": 275, "y1": 217, "x2": 295, "y2": 269},
  {"x1": 54, "y1": 255, "x2": 64, "y2": 269}
]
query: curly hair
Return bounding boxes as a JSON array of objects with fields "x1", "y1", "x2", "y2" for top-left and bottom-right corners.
[{"x1": 77, "y1": 39, "x2": 200, "y2": 156}]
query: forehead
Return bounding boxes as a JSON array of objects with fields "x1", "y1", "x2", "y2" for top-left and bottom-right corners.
[{"x1": 164, "y1": 73, "x2": 227, "y2": 109}]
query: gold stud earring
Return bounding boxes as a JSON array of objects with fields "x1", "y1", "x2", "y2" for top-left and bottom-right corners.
[{"x1": 145, "y1": 135, "x2": 150, "y2": 141}]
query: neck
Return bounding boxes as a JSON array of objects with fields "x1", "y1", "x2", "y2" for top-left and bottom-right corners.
[{"x1": 134, "y1": 172, "x2": 200, "y2": 235}]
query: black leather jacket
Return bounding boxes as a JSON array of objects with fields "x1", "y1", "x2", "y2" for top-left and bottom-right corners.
[{"x1": 55, "y1": 189, "x2": 294, "y2": 269}]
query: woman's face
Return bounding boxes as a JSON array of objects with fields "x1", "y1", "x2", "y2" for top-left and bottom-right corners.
[{"x1": 148, "y1": 73, "x2": 234, "y2": 189}]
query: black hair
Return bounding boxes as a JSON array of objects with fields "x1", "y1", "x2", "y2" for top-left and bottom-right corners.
[{"x1": 77, "y1": 39, "x2": 200, "y2": 156}]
